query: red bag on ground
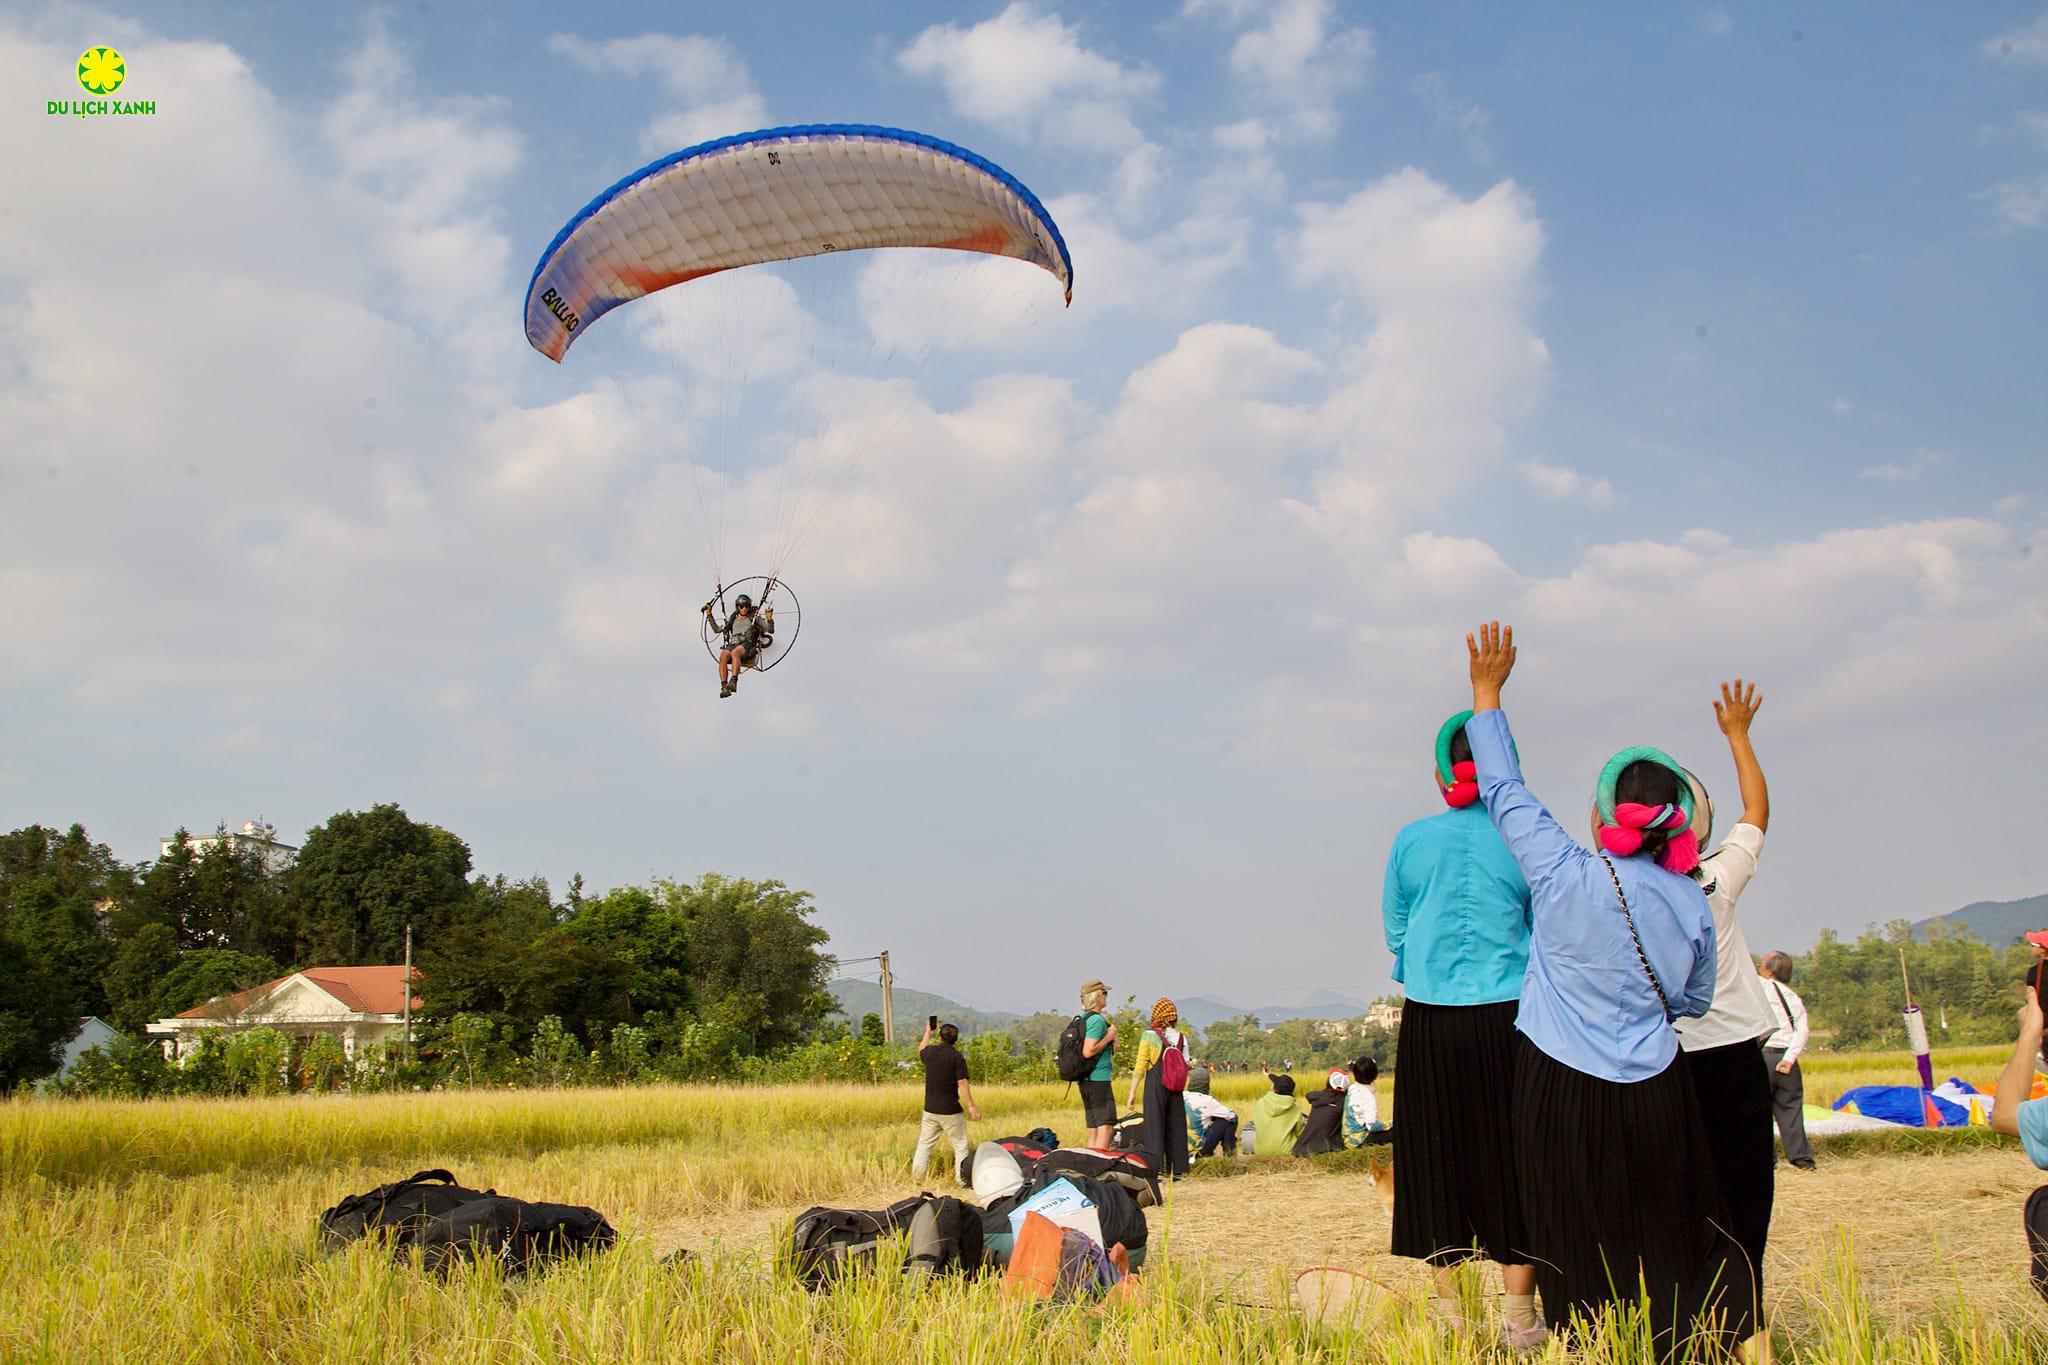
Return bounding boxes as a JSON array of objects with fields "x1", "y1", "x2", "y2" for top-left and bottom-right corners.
[{"x1": 1004, "y1": 1212, "x2": 1065, "y2": 1300}]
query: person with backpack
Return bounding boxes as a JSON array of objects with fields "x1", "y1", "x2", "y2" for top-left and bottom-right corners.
[
  {"x1": 1125, "y1": 997, "x2": 1192, "y2": 1179},
  {"x1": 1066, "y1": 980, "x2": 1118, "y2": 1149},
  {"x1": 912, "y1": 1021, "x2": 981, "y2": 1185},
  {"x1": 1464, "y1": 621, "x2": 1754, "y2": 1356}
]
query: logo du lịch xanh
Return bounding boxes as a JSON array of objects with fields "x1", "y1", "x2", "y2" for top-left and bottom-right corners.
[{"x1": 51, "y1": 45, "x2": 155, "y2": 117}]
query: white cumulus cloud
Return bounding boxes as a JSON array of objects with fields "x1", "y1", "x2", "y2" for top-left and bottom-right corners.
[
  {"x1": 548, "y1": 31, "x2": 766, "y2": 152},
  {"x1": 1521, "y1": 461, "x2": 1617, "y2": 508},
  {"x1": 1188, "y1": 0, "x2": 1371, "y2": 141}
]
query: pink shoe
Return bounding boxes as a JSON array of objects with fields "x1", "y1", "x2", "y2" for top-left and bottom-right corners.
[{"x1": 1503, "y1": 1320, "x2": 1550, "y2": 1352}]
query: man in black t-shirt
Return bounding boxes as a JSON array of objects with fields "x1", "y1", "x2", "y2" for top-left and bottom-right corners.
[{"x1": 911, "y1": 1022, "x2": 981, "y2": 1185}]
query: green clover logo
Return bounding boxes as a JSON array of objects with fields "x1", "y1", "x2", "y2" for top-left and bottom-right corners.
[{"x1": 78, "y1": 46, "x2": 125, "y2": 96}]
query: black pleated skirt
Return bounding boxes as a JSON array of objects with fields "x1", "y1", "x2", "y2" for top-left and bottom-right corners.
[
  {"x1": 1681, "y1": 1038, "x2": 1775, "y2": 1299},
  {"x1": 1390, "y1": 998, "x2": 1528, "y2": 1265},
  {"x1": 1139, "y1": 1062, "x2": 1190, "y2": 1178},
  {"x1": 1513, "y1": 1035, "x2": 1757, "y2": 1348}
]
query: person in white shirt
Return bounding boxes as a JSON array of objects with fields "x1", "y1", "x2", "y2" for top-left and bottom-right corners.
[
  {"x1": 1182, "y1": 1067, "x2": 1239, "y2": 1158},
  {"x1": 1759, "y1": 951, "x2": 1815, "y2": 1170},
  {"x1": 1674, "y1": 680, "x2": 1782, "y2": 1308}
]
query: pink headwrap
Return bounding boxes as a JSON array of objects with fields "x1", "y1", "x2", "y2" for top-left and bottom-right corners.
[
  {"x1": 1597, "y1": 802, "x2": 1701, "y2": 875},
  {"x1": 1440, "y1": 760, "x2": 1480, "y2": 809}
]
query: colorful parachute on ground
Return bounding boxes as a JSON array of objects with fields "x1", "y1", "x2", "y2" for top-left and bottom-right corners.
[
  {"x1": 1832, "y1": 1079, "x2": 1984, "y2": 1128},
  {"x1": 524, "y1": 124, "x2": 1073, "y2": 363}
]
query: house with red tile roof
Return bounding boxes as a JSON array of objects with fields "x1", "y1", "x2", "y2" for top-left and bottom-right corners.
[{"x1": 146, "y1": 965, "x2": 420, "y2": 1061}]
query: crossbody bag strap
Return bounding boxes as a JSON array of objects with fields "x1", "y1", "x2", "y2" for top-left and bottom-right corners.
[
  {"x1": 1598, "y1": 853, "x2": 1673, "y2": 1020},
  {"x1": 1767, "y1": 980, "x2": 1797, "y2": 1031}
]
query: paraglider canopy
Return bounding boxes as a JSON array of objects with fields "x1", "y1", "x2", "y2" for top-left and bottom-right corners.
[
  {"x1": 524, "y1": 124, "x2": 1073, "y2": 363},
  {"x1": 523, "y1": 124, "x2": 1073, "y2": 690}
]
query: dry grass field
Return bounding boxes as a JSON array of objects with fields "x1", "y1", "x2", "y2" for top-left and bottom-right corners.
[{"x1": 4, "y1": 1055, "x2": 2044, "y2": 1362}]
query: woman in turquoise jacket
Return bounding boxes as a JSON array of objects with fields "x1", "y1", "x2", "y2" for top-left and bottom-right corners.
[{"x1": 1382, "y1": 705, "x2": 1539, "y2": 1346}]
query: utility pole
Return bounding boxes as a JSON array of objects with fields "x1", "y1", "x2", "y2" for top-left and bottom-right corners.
[
  {"x1": 879, "y1": 949, "x2": 895, "y2": 1046},
  {"x1": 403, "y1": 922, "x2": 413, "y2": 1067}
]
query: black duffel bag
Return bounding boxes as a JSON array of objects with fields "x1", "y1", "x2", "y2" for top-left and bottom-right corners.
[
  {"x1": 320, "y1": 1170, "x2": 615, "y2": 1274},
  {"x1": 790, "y1": 1193, "x2": 935, "y2": 1289},
  {"x1": 319, "y1": 1169, "x2": 494, "y2": 1250},
  {"x1": 413, "y1": 1196, "x2": 617, "y2": 1274}
]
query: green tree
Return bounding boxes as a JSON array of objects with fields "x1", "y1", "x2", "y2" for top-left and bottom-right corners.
[
  {"x1": 1794, "y1": 923, "x2": 2029, "y2": 1050},
  {"x1": 524, "y1": 1014, "x2": 586, "y2": 1086},
  {"x1": 302, "y1": 1035, "x2": 349, "y2": 1092},
  {"x1": 223, "y1": 1026, "x2": 292, "y2": 1095},
  {"x1": 131, "y1": 830, "x2": 294, "y2": 960},
  {"x1": 562, "y1": 885, "x2": 693, "y2": 1019},
  {"x1": 101, "y1": 921, "x2": 180, "y2": 1035},
  {"x1": 650, "y1": 873, "x2": 832, "y2": 1055},
  {"x1": 860, "y1": 1012, "x2": 885, "y2": 1045},
  {"x1": 0, "y1": 925, "x2": 76, "y2": 1091},
  {"x1": 0, "y1": 823, "x2": 127, "y2": 1022},
  {"x1": 440, "y1": 1012, "x2": 509, "y2": 1086},
  {"x1": 418, "y1": 875, "x2": 557, "y2": 1024},
  {"x1": 504, "y1": 926, "x2": 632, "y2": 1043},
  {"x1": 149, "y1": 948, "x2": 283, "y2": 1020},
  {"x1": 59, "y1": 1034, "x2": 173, "y2": 1098},
  {"x1": 1005, "y1": 1010, "x2": 1069, "y2": 1053},
  {"x1": 292, "y1": 805, "x2": 473, "y2": 965},
  {"x1": 603, "y1": 1022, "x2": 653, "y2": 1082}
]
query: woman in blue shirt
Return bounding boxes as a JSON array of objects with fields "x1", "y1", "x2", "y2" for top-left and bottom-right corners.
[
  {"x1": 1465, "y1": 622, "x2": 1755, "y2": 1353},
  {"x1": 1382, "y1": 709, "x2": 1540, "y2": 1345}
]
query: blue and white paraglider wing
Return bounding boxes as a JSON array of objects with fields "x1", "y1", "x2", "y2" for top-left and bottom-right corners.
[{"x1": 524, "y1": 124, "x2": 1073, "y2": 363}]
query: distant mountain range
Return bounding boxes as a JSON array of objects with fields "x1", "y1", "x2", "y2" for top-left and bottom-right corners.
[
  {"x1": 1912, "y1": 893, "x2": 2048, "y2": 947},
  {"x1": 1173, "y1": 990, "x2": 1373, "y2": 1032},
  {"x1": 825, "y1": 980, "x2": 1374, "y2": 1037},
  {"x1": 826, "y1": 980, "x2": 1022, "y2": 1037}
]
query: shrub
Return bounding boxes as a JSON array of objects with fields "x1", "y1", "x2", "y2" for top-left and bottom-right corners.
[
  {"x1": 58, "y1": 1036, "x2": 174, "y2": 1099},
  {"x1": 523, "y1": 1015, "x2": 586, "y2": 1087},
  {"x1": 223, "y1": 1028, "x2": 291, "y2": 1096},
  {"x1": 302, "y1": 1035, "x2": 349, "y2": 1093}
]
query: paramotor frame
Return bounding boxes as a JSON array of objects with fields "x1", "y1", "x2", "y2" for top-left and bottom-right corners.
[{"x1": 700, "y1": 576, "x2": 801, "y2": 672}]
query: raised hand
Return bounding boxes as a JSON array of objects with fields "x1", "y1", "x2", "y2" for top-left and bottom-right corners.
[
  {"x1": 1467, "y1": 621, "x2": 1517, "y2": 710},
  {"x1": 1714, "y1": 680, "x2": 1763, "y2": 737}
]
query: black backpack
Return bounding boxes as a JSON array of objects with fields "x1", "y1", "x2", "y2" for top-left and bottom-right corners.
[
  {"x1": 789, "y1": 1193, "x2": 934, "y2": 1289},
  {"x1": 1018, "y1": 1167, "x2": 1147, "y2": 1251},
  {"x1": 319, "y1": 1171, "x2": 615, "y2": 1275},
  {"x1": 318, "y1": 1169, "x2": 494, "y2": 1250},
  {"x1": 1055, "y1": 1013, "x2": 1099, "y2": 1083},
  {"x1": 1038, "y1": 1146, "x2": 1162, "y2": 1209},
  {"x1": 904, "y1": 1196, "x2": 986, "y2": 1277},
  {"x1": 413, "y1": 1197, "x2": 617, "y2": 1274}
]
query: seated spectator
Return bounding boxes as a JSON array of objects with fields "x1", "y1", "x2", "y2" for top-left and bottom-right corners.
[
  {"x1": 1181, "y1": 1066, "x2": 1239, "y2": 1158},
  {"x1": 1295, "y1": 1069, "x2": 1351, "y2": 1156},
  {"x1": 1251, "y1": 1071, "x2": 1308, "y2": 1157},
  {"x1": 1991, "y1": 982, "x2": 2048, "y2": 1301},
  {"x1": 1344, "y1": 1056, "x2": 1393, "y2": 1148}
]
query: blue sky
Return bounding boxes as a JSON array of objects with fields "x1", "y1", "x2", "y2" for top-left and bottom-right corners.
[{"x1": 3, "y1": 3, "x2": 2045, "y2": 1014}]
